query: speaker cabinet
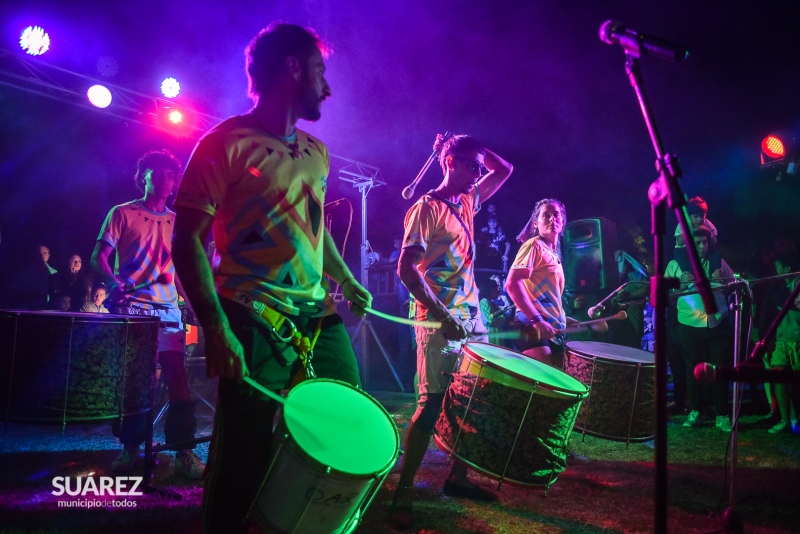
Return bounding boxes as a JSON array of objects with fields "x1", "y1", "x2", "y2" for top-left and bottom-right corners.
[{"x1": 563, "y1": 218, "x2": 617, "y2": 293}]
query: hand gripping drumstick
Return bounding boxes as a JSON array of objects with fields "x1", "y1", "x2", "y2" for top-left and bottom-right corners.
[
  {"x1": 122, "y1": 272, "x2": 173, "y2": 293},
  {"x1": 563, "y1": 310, "x2": 627, "y2": 334}
]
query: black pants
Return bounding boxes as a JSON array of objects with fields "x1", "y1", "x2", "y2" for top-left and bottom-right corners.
[
  {"x1": 202, "y1": 299, "x2": 361, "y2": 534},
  {"x1": 678, "y1": 321, "x2": 732, "y2": 415}
]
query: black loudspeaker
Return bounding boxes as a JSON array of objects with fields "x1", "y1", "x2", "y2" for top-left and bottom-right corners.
[{"x1": 563, "y1": 218, "x2": 617, "y2": 293}]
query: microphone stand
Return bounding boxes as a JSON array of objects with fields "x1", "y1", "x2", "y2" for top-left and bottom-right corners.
[{"x1": 619, "y1": 52, "x2": 718, "y2": 533}]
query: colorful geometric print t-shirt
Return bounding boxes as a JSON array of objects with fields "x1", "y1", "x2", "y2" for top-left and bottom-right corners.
[
  {"x1": 175, "y1": 114, "x2": 335, "y2": 317},
  {"x1": 402, "y1": 189, "x2": 480, "y2": 321},
  {"x1": 97, "y1": 200, "x2": 179, "y2": 310},
  {"x1": 509, "y1": 236, "x2": 566, "y2": 330}
]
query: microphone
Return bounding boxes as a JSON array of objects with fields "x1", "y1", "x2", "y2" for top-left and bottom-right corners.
[
  {"x1": 694, "y1": 362, "x2": 800, "y2": 384},
  {"x1": 587, "y1": 304, "x2": 604, "y2": 319},
  {"x1": 599, "y1": 20, "x2": 689, "y2": 62}
]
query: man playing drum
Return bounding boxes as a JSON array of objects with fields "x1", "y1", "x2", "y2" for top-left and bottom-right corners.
[
  {"x1": 391, "y1": 133, "x2": 513, "y2": 528},
  {"x1": 91, "y1": 149, "x2": 206, "y2": 479},
  {"x1": 172, "y1": 23, "x2": 372, "y2": 534}
]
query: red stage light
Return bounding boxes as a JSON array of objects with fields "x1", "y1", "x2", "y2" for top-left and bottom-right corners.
[{"x1": 761, "y1": 134, "x2": 786, "y2": 159}]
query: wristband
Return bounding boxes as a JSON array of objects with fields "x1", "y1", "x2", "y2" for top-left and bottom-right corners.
[
  {"x1": 342, "y1": 278, "x2": 357, "y2": 288},
  {"x1": 525, "y1": 315, "x2": 544, "y2": 326}
]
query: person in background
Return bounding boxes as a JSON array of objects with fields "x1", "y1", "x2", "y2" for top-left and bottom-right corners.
[
  {"x1": 665, "y1": 225, "x2": 734, "y2": 432},
  {"x1": 81, "y1": 285, "x2": 110, "y2": 313},
  {"x1": 49, "y1": 254, "x2": 93, "y2": 311},
  {"x1": 759, "y1": 239, "x2": 800, "y2": 434}
]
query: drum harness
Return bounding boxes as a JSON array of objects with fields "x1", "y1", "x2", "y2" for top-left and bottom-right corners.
[
  {"x1": 255, "y1": 301, "x2": 323, "y2": 380},
  {"x1": 220, "y1": 288, "x2": 323, "y2": 380}
]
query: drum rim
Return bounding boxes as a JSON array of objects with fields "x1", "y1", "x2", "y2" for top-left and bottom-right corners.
[
  {"x1": 566, "y1": 341, "x2": 655, "y2": 365},
  {"x1": 462, "y1": 342, "x2": 588, "y2": 398},
  {"x1": 0, "y1": 309, "x2": 162, "y2": 324}
]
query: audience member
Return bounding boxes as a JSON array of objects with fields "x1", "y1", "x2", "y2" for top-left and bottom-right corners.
[
  {"x1": 49, "y1": 254, "x2": 93, "y2": 311},
  {"x1": 81, "y1": 286, "x2": 110, "y2": 313}
]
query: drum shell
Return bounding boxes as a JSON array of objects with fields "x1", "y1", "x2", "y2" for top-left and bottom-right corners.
[
  {"x1": 434, "y1": 342, "x2": 587, "y2": 488},
  {"x1": 253, "y1": 379, "x2": 399, "y2": 534},
  {"x1": 564, "y1": 341, "x2": 655, "y2": 442},
  {"x1": 0, "y1": 310, "x2": 159, "y2": 423}
]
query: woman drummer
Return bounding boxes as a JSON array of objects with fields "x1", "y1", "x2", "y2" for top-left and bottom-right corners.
[{"x1": 505, "y1": 198, "x2": 578, "y2": 366}]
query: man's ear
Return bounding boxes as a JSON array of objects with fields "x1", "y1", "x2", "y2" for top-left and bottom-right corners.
[
  {"x1": 285, "y1": 55, "x2": 302, "y2": 80},
  {"x1": 445, "y1": 154, "x2": 456, "y2": 171}
]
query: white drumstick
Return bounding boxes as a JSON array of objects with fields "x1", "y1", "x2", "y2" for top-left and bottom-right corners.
[
  {"x1": 244, "y1": 377, "x2": 286, "y2": 405},
  {"x1": 365, "y1": 307, "x2": 442, "y2": 328}
]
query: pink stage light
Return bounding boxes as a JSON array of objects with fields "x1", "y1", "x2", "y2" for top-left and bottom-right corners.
[
  {"x1": 87, "y1": 85, "x2": 112, "y2": 108},
  {"x1": 168, "y1": 109, "x2": 183, "y2": 124},
  {"x1": 161, "y1": 77, "x2": 181, "y2": 98},
  {"x1": 20, "y1": 26, "x2": 50, "y2": 56}
]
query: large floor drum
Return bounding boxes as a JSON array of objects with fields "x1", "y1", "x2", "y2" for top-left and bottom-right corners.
[
  {"x1": 564, "y1": 341, "x2": 655, "y2": 443},
  {"x1": 434, "y1": 342, "x2": 588, "y2": 489},
  {"x1": 0, "y1": 310, "x2": 160, "y2": 425}
]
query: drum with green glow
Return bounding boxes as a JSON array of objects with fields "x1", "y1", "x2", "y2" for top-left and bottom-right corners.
[{"x1": 253, "y1": 379, "x2": 399, "y2": 534}]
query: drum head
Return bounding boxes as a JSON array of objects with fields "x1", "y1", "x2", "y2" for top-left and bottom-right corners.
[
  {"x1": 462, "y1": 342, "x2": 587, "y2": 398},
  {"x1": 284, "y1": 379, "x2": 398, "y2": 476},
  {"x1": 566, "y1": 341, "x2": 654, "y2": 365}
]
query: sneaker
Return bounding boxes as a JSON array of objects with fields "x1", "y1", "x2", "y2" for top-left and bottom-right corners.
[
  {"x1": 768, "y1": 420, "x2": 789, "y2": 434},
  {"x1": 174, "y1": 450, "x2": 205, "y2": 480},
  {"x1": 112, "y1": 445, "x2": 140, "y2": 474},
  {"x1": 716, "y1": 415, "x2": 733, "y2": 432},
  {"x1": 683, "y1": 410, "x2": 700, "y2": 428},
  {"x1": 792, "y1": 421, "x2": 800, "y2": 435}
]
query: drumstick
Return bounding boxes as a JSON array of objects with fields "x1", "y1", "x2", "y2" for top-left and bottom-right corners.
[
  {"x1": 123, "y1": 273, "x2": 173, "y2": 293},
  {"x1": 488, "y1": 311, "x2": 629, "y2": 340},
  {"x1": 244, "y1": 376, "x2": 286, "y2": 405},
  {"x1": 365, "y1": 307, "x2": 442, "y2": 328},
  {"x1": 562, "y1": 311, "x2": 627, "y2": 334}
]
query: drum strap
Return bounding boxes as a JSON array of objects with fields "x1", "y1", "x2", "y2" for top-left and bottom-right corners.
[{"x1": 220, "y1": 287, "x2": 322, "y2": 371}]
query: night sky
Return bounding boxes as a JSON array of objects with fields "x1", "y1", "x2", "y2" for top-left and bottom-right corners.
[{"x1": 1, "y1": 0, "x2": 798, "y2": 284}]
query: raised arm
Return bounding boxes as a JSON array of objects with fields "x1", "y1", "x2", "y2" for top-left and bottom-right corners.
[{"x1": 477, "y1": 148, "x2": 513, "y2": 202}]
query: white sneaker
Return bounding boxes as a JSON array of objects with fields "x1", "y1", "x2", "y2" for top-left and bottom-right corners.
[
  {"x1": 716, "y1": 415, "x2": 732, "y2": 432},
  {"x1": 768, "y1": 420, "x2": 789, "y2": 434},
  {"x1": 112, "y1": 445, "x2": 140, "y2": 473},
  {"x1": 174, "y1": 450, "x2": 205, "y2": 480},
  {"x1": 683, "y1": 410, "x2": 700, "y2": 428}
]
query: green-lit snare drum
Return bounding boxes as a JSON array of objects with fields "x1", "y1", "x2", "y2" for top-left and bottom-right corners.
[{"x1": 253, "y1": 379, "x2": 399, "y2": 534}]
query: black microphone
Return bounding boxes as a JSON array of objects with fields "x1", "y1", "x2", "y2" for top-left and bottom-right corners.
[
  {"x1": 694, "y1": 362, "x2": 800, "y2": 384},
  {"x1": 599, "y1": 20, "x2": 689, "y2": 62}
]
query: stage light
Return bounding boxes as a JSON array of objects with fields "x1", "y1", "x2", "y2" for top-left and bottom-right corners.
[
  {"x1": 760, "y1": 131, "x2": 797, "y2": 179},
  {"x1": 160, "y1": 77, "x2": 181, "y2": 98},
  {"x1": 20, "y1": 26, "x2": 50, "y2": 56},
  {"x1": 97, "y1": 56, "x2": 119, "y2": 78},
  {"x1": 156, "y1": 106, "x2": 194, "y2": 135},
  {"x1": 167, "y1": 109, "x2": 183, "y2": 124},
  {"x1": 87, "y1": 85, "x2": 112, "y2": 108}
]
